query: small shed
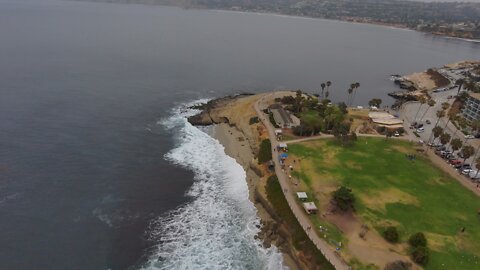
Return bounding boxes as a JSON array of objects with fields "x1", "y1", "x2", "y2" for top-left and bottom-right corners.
[
  {"x1": 303, "y1": 202, "x2": 318, "y2": 214},
  {"x1": 297, "y1": 192, "x2": 308, "y2": 201}
]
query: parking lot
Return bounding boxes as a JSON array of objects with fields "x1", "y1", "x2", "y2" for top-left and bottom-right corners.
[{"x1": 400, "y1": 87, "x2": 480, "y2": 182}]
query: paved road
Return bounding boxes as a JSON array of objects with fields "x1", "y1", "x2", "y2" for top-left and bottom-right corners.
[{"x1": 254, "y1": 94, "x2": 350, "y2": 270}]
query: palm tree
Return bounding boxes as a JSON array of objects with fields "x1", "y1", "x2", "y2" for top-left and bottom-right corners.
[
  {"x1": 456, "y1": 78, "x2": 464, "y2": 95},
  {"x1": 434, "y1": 110, "x2": 446, "y2": 127},
  {"x1": 418, "y1": 99, "x2": 436, "y2": 123},
  {"x1": 432, "y1": 126, "x2": 443, "y2": 144},
  {"x1": 428, "y1": 110, "x2": 446, "y2": 144},
  {"x1": 351, "y1": 82, "x2": 360, "y2": 106},
  {"x1": 450, "y1": 138, "x2": 463, "y2": 153},
  {"x1": 440, "y1": 132, "x2": 451, "y2": 146},
  {"x1": 414, "y1": 96, "x2": 427, "y2": 123},
  {"x1": 325, "y1": 81, "x2": 332, "y2": 99},
  {"x1": 461, "y1": 145, "x2": 475, "y2": 163},
  {"x1": 320, "y1": 83, "x2": 326, "y2": 99},
  {"x1": 347, "y1": 87, "x2": 353, "y2": 106}
]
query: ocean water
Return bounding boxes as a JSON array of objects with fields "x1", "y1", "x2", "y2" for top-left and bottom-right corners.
[
  {"x1": 1, "y1": 0, "x2": 480, "y2": 269},
  {"x1": 141, "y1": 102, "x2": 286, "y2": 270}
]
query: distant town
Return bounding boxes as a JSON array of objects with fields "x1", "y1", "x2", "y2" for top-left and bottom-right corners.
[{"x1": 84, "y1": 0, "x2": 480, "y2": 40}]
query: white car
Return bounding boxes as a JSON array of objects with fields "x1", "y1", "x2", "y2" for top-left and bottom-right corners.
[
  {"x1": 465, "y1": 135, "x2": 475, "y2": 139},
  {"x1": 462, "y1": 168, "x2": 474, "y2": 175},
  {"x1": 469, "y1": 171, "x2": 480, "y2": 179},
  {"x1": 416, "y1": 128, "x2": 425, "y2": 133}
]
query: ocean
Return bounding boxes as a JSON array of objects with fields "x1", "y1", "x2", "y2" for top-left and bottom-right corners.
[{"x1": 0, "y1": 0, "x2": 479, "y2": 269}]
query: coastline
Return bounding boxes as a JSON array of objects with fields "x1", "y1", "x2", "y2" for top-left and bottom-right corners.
[
  {"x1": 71, "y1": 0, "x2": 480, "y2": 43},
  {"x1": 211, "y1": 123, "x2": 300, "y2": 270}
]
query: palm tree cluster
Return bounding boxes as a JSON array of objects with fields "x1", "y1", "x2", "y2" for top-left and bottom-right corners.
[
  {"x1": 346, "y1": 82, "x2": 360, "y2": 106},
  {"x1": 320, "y1": 81, "x2": 332, "y2": 99}
]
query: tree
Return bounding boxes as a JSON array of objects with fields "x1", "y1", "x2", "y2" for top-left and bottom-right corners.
[
  {"x1": 333, "y1": 186, "x2": 355, "y2": 211},
  {"x1": 383, "y1": 226, "x2": 399, "y2": 243},
  {"x1": 461, "y1": 145, "x2": 475, "y2": 163},
  {"x1": 428, "y1": 110, "x2": 445, "y2": 144},
  {"x1": 320, "y1": 82, "x2": 326, "y2": 99},
  {"x1": 332, "y1": 120, "x2": 352, "y2": 145},
  {"x1": 418, "y1": 99, "x2": 435, "y2": 123},
  {"x1": 325, "y1": 81, "x2": 332, "y2": 100},
  {"x1": 414, "y1": 96, "x2": 426, "y2": 122},
  {"x1": 439, "y1": 132, "x2": 451, "y2": 146},
  {"x1": 368, "y1": 98, "x2": 382, "y2": 108},
  {"x1": 351, "y1": 82, "x2": 360, "y2": 105},
  {"x1": 408, "y1": 232, "x2": 427, "y2": 248},
  {"x1": 257, "y1": 139, "x2": 272, "y2": 164},
  {"x1": 347, "y1": 87, "x2": 353, "y2": 106},
  {"x1": 450, "y1": 138, "x2": 463, "y2": 153},
  {"x1": 456, "y1": 78, "x2": 464, "y2": 95},
  {"x1": 410, "y1": 246, "x2": 429, "y2": 265},
  {"x1": 432, "y1": 126, "x2": 443, "y2": 144}
]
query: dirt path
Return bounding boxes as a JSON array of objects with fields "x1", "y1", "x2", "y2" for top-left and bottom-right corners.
[{"x1": 254, "y1": 93, "x2": 351, "y2": 270}]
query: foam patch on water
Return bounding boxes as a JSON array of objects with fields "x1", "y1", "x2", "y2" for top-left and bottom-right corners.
[{"x1": 142, "y1": 100, "x2": 287, "y2": 270}]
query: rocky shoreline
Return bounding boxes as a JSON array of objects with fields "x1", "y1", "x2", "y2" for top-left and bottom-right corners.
[{"x1": 188, "y1": 93, "x2": 312, "y2": 270}]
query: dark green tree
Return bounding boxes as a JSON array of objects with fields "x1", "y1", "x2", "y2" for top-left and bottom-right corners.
[{"x1": 332, "y1": 186, "x2": 355, "y2": 211}]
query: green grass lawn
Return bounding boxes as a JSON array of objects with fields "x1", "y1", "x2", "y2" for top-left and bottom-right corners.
[{"x1": 289, "y1": 137, "x2": 480, "y2": 269}]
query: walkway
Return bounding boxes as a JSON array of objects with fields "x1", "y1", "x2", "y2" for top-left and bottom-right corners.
[{"x1": 254, "y1": 94, "x2": 350, "y2": 270}]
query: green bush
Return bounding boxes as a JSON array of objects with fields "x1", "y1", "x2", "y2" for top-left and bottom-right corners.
[
  {"x1": 410, "y1": 246, "x2": 429, "y2": 265},
  {"x1": 408, "y1": 232, "x2": 427, "y2": 247},
  {"x1": 258, "y1": 139, "x2": 272, "y2": 164},
  {"x1": 249, "y1": 116, "x2": 259, "y2": 125},
  {"x1": 332, "y1": 186, "x2": 355, "y2": 211},
  {"x1": 383, "y1": 226, "x2": 399, "y2": 243},
  {"x1": 268, "y1": 113, "x2": 279, "y2": 128}
]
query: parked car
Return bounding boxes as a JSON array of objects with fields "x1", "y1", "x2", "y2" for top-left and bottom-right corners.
[
  {"x1": 462, "y1": 168, "x2": 474, "y2": 175},
  {"x1": 465, "y1": 134, "x2": 475, "y2": 139},
  {"x1": 416, "y1": 127, "x2": 425, "y2": 133},
  {"x1": 449, "y1": 159, "x2": 462, "y2": 165},
  {"x1": 426, "y1": 120, "x2": 431, "y2": 124},
  {"x1": 394, "y1": 131, "x2": 400, "y2": 137},
  {"x1": 469, "y1": 171, "x2": 480, "y2": 179}
]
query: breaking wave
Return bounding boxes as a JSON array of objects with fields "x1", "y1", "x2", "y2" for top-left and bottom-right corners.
[{"x1": 141, "y1": 100, "x2": 287, "y2": 270}]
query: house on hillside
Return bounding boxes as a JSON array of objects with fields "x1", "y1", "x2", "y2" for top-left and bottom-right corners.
[{"x1": 268, "y1": 104, "x2": 300, "y2": 128}]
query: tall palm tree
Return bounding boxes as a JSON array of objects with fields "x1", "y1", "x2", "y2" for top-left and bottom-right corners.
[
  {"x1": 450, "y1": 138, "x2": 463, "y2": 153},
  {"x1": 419, "y1": 99, "x2": 436, "y2": 123},
  {"x1": 351, "y1": 82, "x2": 360, "y2": 106},
  {"x1": 461, "y1": 145, "x2": 475, "y2": 164},
  {"x1": 320, "y1": 83, "x2": 326, "y2": 99},
  {"x1": 347, "y1": 87, "x2": 353, "y2": 106},
  {"x1": 432, "y1": 126, "x2": 443, "y2": 144},
  {"x1": 428, "y1": 110, "x2": 446, "y2": 144},
  {"x1": 456, "y1": 78, "x2": 464, "y2": 95},
  {"x1": 440, "y1": 132, "x2": 451, "y2": 146},
  {"x1": 325, "y1": 81, "x2": 332, "y2": 101},
  {"x1": 414, "y1": 96, "x2": 426, "y2": 123}
]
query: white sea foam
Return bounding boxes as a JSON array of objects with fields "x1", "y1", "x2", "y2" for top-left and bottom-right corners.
[{"x1": 142, "y1": 101, "x2": 287, "y2": 270}]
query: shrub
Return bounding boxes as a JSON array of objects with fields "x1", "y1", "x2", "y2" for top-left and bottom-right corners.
[
  {"x1": 257, "y1": 139, "x2": 272, "y2": 164},
  {"x1": 249, "y1": 116, "x2": 259, "y2": 125},
  {"x1": 383, "y1": 226, "x2": 399, "y2": 243},
  {"x1": 268, "y1": 113, "x2": 279, "y2": 128},
  {"x1": 384, "y1": 260, "x2": 412, "y2": 270},
  {"x1": 410, "y1": 246, "x2": 429, "y2": 265},
  {"x1": 332, "y1": 186, "x2": 355, "y2": 211},
  {"x1": 408, "y1": 232, "x2": 427, "y2": 247}
]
